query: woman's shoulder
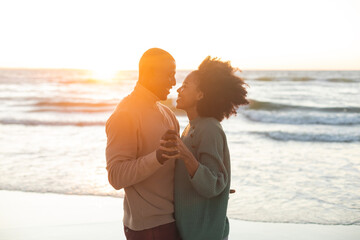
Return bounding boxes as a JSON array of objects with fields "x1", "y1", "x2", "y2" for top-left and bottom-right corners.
[
  {"x1": 196, "y1": 117, "x2": 224, "y2": 136},
  {"x1": 197, "y1": 117, "x2": 222, "y2": 128},
  {"x1": 194, "y1": 118, "x2": 227, "y2": 153}
]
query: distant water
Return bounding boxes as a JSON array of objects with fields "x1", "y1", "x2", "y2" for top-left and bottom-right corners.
[{"x1": 1, "y1": 69, "x2": 359, "y2": 225}]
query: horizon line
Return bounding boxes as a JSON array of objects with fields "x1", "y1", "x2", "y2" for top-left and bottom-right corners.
[{"x1": 1, "y1": 66, "x2": 360, "y2": 72}]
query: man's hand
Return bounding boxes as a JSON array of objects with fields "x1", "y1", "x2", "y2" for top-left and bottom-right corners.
[
  {"x1": 161, "y1": 134, "x2": 194, "y2": 162},
  {"x1": 156, "y1": 130, "x2": 179, "y2": 164},
  {"x1": 160, "y1": 134, "x2": 199, "y2": 177}
]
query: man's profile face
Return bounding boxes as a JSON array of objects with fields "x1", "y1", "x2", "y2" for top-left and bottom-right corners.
[{"x1": 152, "y1": 60, "x2": 176, "y2": 100}]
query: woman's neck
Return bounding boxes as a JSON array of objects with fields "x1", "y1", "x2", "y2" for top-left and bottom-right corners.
[{"x1": 186, "y1": 107, "x2": 199, "y2": 121}]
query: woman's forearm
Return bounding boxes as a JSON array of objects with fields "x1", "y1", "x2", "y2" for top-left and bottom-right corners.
[{"x1": 183, "y1": 153, "x2": 199, "y2": 177}]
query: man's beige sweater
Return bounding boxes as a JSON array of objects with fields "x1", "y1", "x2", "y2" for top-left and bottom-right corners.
[{"x1": 105, "y1": 83, "x2": 179, "y2": 231}]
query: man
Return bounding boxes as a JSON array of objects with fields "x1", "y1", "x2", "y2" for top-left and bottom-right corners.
[{"x1": 105, "y1": 48, "x2": 181, "y2": 240}]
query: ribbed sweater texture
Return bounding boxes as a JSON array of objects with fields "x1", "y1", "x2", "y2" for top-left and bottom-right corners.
[
  {"x1": 175, "y1": 117, "x2": 230, "y2": 240},
  {"x1": 106, "y1": 84, "x2": 179, "y2": 230}
]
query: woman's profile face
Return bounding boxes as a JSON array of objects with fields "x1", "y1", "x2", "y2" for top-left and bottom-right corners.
[{"x1": 176, "y1": 72, "x2": 203, "y2": 111}]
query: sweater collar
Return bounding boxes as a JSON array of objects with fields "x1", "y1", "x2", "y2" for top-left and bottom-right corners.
[
  {"x1": 189, "y1": 117, "x2": 220, "y2": 128},
  {"x1": 189, "y1": 117, "x2": 202, "y2": 127}
]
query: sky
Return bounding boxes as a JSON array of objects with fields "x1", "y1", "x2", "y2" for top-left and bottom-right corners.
[{"x1": 0, "y1": 0, "x2": 359, "y2": 72}]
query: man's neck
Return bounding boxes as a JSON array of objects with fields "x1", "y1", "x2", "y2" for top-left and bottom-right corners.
[
  {"x1": 134, "y1": 83, "x2": 160, "y2": 104},
  {"x1": 138, "y1": 79, "x2": 160, "y2": 99}
]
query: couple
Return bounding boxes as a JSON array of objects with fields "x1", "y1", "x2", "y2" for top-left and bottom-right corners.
[{"x1": 105, "y1": 48, "x2": 248, "y2": 240}]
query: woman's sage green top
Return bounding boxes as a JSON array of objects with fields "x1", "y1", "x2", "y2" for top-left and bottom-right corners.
[{"x1": 175, "y1": 117, "x2": 231, "y2": 240}]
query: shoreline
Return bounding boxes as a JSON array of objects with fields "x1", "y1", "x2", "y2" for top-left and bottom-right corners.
[{"x1": 1, "y1": 190, "x2": 359, "y2": 240}]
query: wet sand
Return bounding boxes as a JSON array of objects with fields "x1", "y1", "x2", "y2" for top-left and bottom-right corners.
[{"x1": 1, "y1": 190, "x2": 359, "y2": 240}]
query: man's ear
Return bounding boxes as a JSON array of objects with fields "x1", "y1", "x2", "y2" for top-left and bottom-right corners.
[{"x1": 197, "y1": 91, "x2": 204, "y2": 101}]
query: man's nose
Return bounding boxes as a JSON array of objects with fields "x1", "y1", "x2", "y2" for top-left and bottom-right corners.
[{"x1": 170, "y1": 77, "x2": 176, "y2": 86}]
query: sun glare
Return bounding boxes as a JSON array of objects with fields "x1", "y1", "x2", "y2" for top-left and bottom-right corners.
[
  {"x1": 90, "y1": 67, "x2": 119, "y2": 82},
  {"x1": 0, "y1": 0, "x2": 359, "y2": 70}
]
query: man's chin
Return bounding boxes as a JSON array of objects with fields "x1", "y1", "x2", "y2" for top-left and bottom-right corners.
[
  {"x1": 159, "y1": 95, "x2": 168, "y2": 101},
  {"x1": 159, "y1": 91, "x2": 171, "y2": 101}
]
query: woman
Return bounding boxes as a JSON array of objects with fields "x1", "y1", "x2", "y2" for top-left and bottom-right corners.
[{"x1": 163, "y1": 57, "x2": 249, "y2": 240}]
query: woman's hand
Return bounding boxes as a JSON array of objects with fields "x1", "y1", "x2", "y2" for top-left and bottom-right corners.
[{"x1": 161, "y1": 135, "x2": 199, "y2": 177}]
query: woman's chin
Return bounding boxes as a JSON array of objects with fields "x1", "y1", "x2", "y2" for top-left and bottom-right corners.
[
  {"x1": 175, "y1": 101, "x2": 184, "y2": 110},
  {"x1": 175, "y1": 103, "x2": 182, "y2": 109}
]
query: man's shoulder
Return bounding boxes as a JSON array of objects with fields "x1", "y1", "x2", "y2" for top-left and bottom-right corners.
[
  {"x1": 117, "y1": 93, "x2": 136, "y2": 108},
  {"x1": 106, "y1": 95, "x2": 138, "y2": 127},
  {"x1": 113, "y1": 92, "x2": 145, "y2": 114}
]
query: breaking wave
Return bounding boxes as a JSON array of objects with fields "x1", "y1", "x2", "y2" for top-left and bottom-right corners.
[
  {"x1": 35, "y1": 101, "x2": 116, "y2": 108},
  {"x1": 249, "y1": 77, "x2": 358, "y2": 82},
  {"x1": 254, "y1": 131, "x2": 360, "y2": 142},
  {"x1": 0, "y1": 118, "x2": 105, "y2": 127},
  {"x1": 247, "y1": 100, "x2": 360, "y2": 113},
  {"x1": 243, "y1": 110, "x2": 360, "y2": 125}
]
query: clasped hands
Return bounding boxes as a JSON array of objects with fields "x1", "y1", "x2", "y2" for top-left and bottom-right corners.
[
  {"x1": 156, "y1": 130, "x2": 187, "y2": 164},
  {"x1": 156, "y1": 130, "x2": 235, "y2": 191},
  {"x1": 156, "y1": 130, "x2": 199, "y2": 176}
]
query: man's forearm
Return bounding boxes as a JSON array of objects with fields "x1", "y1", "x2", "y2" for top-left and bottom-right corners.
[{"x1": 107, "y1": 151, "x2": 162, "y2": 190}]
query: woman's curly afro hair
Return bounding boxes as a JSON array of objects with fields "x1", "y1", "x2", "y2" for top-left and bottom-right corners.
[{"x1": 195, "y1": 56, "x2": 249, "y2": 121}]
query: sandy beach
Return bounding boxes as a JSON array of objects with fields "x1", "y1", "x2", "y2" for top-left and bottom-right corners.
[
  {"x1": 1, "y1": 0, "x2": 360, "y2": 238},
  {"x1": 0, "y1": 190, "x2": 359, "y2": 240}
]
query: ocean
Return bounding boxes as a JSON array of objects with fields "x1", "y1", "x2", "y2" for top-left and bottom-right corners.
[{"x1": 0, "y1": 68, "x2": 359, "y2": 225}]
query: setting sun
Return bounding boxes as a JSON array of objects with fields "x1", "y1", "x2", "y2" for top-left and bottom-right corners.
[{"x1": 90, "y1": 67, "x2": 120, "y2": 82}]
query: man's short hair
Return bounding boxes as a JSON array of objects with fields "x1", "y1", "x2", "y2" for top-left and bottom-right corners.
[{"x1": 139, "y1": 48, "x2": 175, "y2": 75}]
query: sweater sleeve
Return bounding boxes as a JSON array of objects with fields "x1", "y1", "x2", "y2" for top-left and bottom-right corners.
[
  {"x1": 105, "y1": 110, "x2": 162, "y2": 190},
  {"x1": 189, "y1": 127, "x2": 229, "y2": 199}
]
